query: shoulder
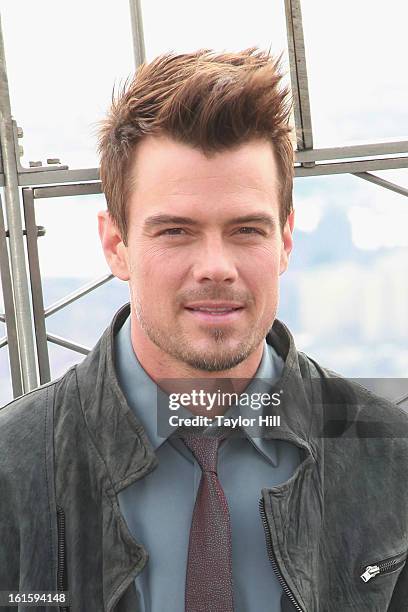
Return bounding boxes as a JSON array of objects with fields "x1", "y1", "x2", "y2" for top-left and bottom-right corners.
[
  {"x1": 298, "y1": 351, "x2": 408, "y2": 438},
  {"x1": 0, "y1": 366, "x2": 77, "y2": 462}
]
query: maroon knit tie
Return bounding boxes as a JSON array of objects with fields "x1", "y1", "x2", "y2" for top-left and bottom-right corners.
[{"x1": 181, "y1": 432, "x2": 234, "y2": 612}]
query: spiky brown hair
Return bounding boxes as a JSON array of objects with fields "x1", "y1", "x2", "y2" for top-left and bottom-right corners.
[{"x1": 97, "y1": 48, "x2": 294, "y2": 244}]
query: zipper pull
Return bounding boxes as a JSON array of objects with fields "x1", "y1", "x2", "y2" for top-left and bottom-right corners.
[{"x1": 360, "y1": 565, "x2": 380, "y2": 582}]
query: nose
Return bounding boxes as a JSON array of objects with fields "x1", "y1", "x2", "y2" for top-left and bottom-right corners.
[{"x1": 192, "y1": 235, "x2": 238, "y2": 284}]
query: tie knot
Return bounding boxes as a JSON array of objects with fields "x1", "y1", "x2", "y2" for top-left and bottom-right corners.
[{"x1": 181, "y1": 433, "x2": 225, "y2": 472}]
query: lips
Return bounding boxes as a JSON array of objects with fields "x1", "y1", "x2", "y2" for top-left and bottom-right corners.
[
  {"x1": 184, "y1": 302, "x2": 245, "y2": 322},
  {"x1": 184, "y1": 302, "x2": 244, "y2": 312},
  {"x1": 186, "y1": 307, "x2": 241, "y2": 313}
]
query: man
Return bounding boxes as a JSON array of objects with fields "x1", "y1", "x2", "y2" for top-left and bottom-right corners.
[{"x1": 0, "y1": 48, "x2": 408, "y2": 612}]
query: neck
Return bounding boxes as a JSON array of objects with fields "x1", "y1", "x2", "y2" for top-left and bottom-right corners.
[{"x1": 129, "y1": 310, "x2": 264, "y2": 415}]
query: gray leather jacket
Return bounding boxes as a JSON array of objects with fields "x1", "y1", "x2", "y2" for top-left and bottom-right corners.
[{"x1": 1, "y1": 302, "x2": 408, "y2": 612}]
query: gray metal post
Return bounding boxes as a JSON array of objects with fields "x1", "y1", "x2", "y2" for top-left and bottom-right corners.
[
  {"x1": 0, "y1": 192, "x2": 23, "y2": 396},
  {"x1": 0, "y1": 13, "x2": 39, "y2": 393},
  {"x1": 22, "y1": 188, "x2": 51, "y2": 384},
  {"x1": 129, "y1": 0, "x2": 146, "y2": 69},
  {"x1": 284, "y1": 0, "x2": 313, "y2": 152}
]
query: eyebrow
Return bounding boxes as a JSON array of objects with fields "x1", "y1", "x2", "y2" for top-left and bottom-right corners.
[{"x1": 143, "y1": 213, "x2": 276, "y2": 230}]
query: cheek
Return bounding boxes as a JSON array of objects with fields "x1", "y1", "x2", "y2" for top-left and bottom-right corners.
[
  {"x1": 241, "y1": 243, "x2": 282, "y2": 278},
  {"x1": 239, "y1": 245, "x2": 281, "y2": 305},
  {"x1": 130, "y1": 243, "x2": 187, "y2": 291}
]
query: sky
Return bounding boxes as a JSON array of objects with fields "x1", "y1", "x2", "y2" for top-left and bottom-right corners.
[{"x1": 0, "y1": 0, "x2": 407, "y2": 277}]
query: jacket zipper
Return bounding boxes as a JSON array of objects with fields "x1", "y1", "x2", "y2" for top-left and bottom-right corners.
[
  {"x1": 56, "y1": 505, "x2": 69, "y2": 612},
  {"x1": 259, "y1": 498, "x2": 304, "y2": 611},
  {"x1": 360, "y1": 550, "x2": 408, "y2": 582}
]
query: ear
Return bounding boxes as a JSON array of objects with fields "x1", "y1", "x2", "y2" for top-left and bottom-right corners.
[
  {"x1": 279, "y1": 209, "x2": 295, "y2": 275},
  {"x1": 97, "y1": 210, "x2": 130, "y2": 281}
]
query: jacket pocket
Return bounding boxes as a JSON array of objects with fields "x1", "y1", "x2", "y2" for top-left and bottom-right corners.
[
  {"x1": 56, "y1": 505, "x2": 69, "y2": 612},
  {"x1": 360, "y1": 550, "x2": 408, "y2": 583}
]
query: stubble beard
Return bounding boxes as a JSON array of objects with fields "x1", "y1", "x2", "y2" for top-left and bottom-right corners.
[{"x1": 133, "y1": 296, "x2": 275, "y2": 372}]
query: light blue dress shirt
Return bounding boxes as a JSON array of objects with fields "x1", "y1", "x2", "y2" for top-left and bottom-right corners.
[{"x1": 115, "y1": 315, "x2": 301, "y2": 611}]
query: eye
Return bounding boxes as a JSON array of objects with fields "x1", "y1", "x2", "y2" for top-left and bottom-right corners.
[
  {"x1": 237, "y1": 227, "x2": 264, "y2": 235},
  {"x1": 160, "y1": 228, "x2": 186, "y2": 236}
]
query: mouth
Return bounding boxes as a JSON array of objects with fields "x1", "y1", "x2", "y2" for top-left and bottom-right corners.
[{"x1": 184, "y1": 303, "x2": 245, "y2": 323}]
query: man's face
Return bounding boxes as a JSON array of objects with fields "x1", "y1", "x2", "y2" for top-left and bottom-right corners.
[{"x1": 101, "y1": 135, "x2": 294, "y2": 372}]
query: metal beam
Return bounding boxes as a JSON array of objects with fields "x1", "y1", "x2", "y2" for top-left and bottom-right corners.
[
  {"x1": 16, "y1": 167, "x2": 100, "y2": 187},
  {"x1": 22, "y1": 188, "x2": 51, "y2": 384},
  {"x1": 0, "y1": 14, "x2": 38, "y2": 393},
  {"x1": 44, "y1": 274, "x2": 114, "y2": 318},
  {"x1": 353, "y1": 172, "x2": 408, "y2": 198},
  {"x1": 284, "y1": 0, "x2": 313, "y2": 151},
  {"x1": 47, "y1": 333, "x2": 90, "y2": 356},
  {"x1": 129, "y1": 0, "x2": 146, "y2": 69},
  {"x1": 0, "y1": 192, "x2": 23, "y2": 396},
  {"x1": 295, "y1": 141, "x2": 408, "y2": 163},
  {"x1": 0, "y1": 141, "x2": 406, "y2": 189},
  {"x1": 33, "y1": 183, "x2": 102, "y2": 199},
  {"x1": 295, "y1": 156, "x2": 408, "y2": 177},
  {"x1": 0, "y1": 167, "x2": 99, "y2": 187}
]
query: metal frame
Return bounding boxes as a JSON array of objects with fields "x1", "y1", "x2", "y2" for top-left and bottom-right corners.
[
  {"x1": 0, "y1": 192, "x2": 23, "y2": 396},
  {"x1": 22, "y1": 184, "x2": 113, "y2": 385},
  {"x1": 129, "y1": 0, "x2": 146, "y2": 68},
  {"x1": 2, "y1": 142, "x2": 407, "y2": 187},
  {"x1": 284, "y1": 0, "x2": 313, "y2": 152},
  {"x1": 0, "y1": 0, "x2": 407, "y2": 398},
  {"x1": 0, "y1": 14, "x2": 38, "y2": 393}
]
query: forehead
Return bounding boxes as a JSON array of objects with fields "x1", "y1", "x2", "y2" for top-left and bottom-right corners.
[{"x1": 127, "y1": 135, "x2": 280, "y2": 217}]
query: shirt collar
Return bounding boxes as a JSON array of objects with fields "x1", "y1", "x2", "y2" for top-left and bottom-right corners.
[
  {"x1": 114, "y1": 313, "x2": 285, "y2": 465},
  {"x1": 75, "y1": 302, "x2": 316, "y2": 493}
]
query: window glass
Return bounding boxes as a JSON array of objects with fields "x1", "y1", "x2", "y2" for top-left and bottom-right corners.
[
  {"x1": 35, "y1": 194, "x2": 110, "y2": 286},
  {"x1": 279, "y1": 171, "x2": 408, "y2": 376},
  {"x1": 34, "y1": 194, "x2": 129, "y2": 377},
  {"x1": 1, "y1": 0, "x2": 134, "y2": 168},
  {"x1": 46, "y1": 276, "x2": 129, "y2": 380},
  {"x1": 301, "y1": 0, "x2": 408, "y2": 147},
  {"x1": 143, "y1": 0, "x2": 288, "y2": 61}
]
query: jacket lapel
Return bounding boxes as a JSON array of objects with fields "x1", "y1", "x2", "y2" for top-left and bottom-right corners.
[{"x1": 75, "y1": 303, "x2": 159, "y2": 609}]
